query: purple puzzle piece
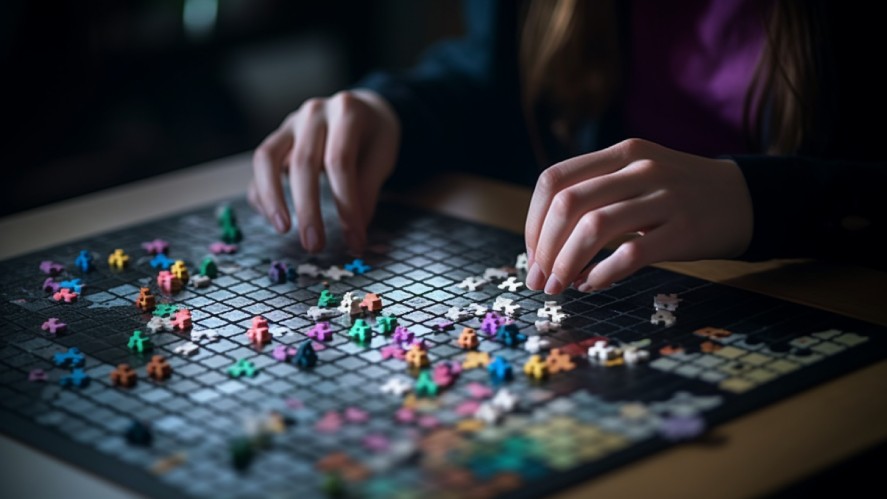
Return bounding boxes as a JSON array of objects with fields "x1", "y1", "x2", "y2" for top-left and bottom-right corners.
[
  {"x1": 308, "y1": 322, "x2": 333, "y2": 341},
  {"x1": 41, "y1": 318, "x2": 67, "y2": 335},
  {"x1": 28, "y1": 369, "x2": 49, "y2": 382},
  {"x1": 272, "y1": 345, "x2": 296, "y2": 362},
  {"x1": 39, "y1": 260, "x2": 64, "y2": 276},
  {"x1": 141, "y1": 239, "x2": 170, "y2": 255},
  {"x1": 43, "y1": 278, "x2": 60, "y2": 293},
  {"x1": 481, "y1": 312, "x2": 506, "y2": 336},
  {"x1": 268, "y1": 261, "x2": 287, "y2": 284}
]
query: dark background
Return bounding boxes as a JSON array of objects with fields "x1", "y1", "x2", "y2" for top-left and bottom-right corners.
[{"x1": 1, "y1": 0, "x2": 461, "y2": 216}]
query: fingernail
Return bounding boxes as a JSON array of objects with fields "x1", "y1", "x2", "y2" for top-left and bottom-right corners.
[
  {"x1": 273, "y1": 212, "x2": 288, "y2": 233},
  {"x1": 305, "y1": 225, "x2": 320, "y2": 252},
  {"x1": 526, "y1": 263, "x2": 543, "y2": 290},
  {"x1": 577, "y1": 282, "x2": 593, "y2": 293},
  {"x1": 544, "y1": 274, "x2": 562, "y2": 295}
]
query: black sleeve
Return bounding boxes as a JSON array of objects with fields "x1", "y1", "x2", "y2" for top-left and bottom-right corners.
[
  {"x1": 732, "y1": 155, "x2": 887, "y2": 269},
  {"x1": 354, "y1": 0, "x2": 537, "y2": 186}
]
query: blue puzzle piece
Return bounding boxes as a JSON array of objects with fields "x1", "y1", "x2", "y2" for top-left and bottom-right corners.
[
  {"x1": 58, "y1": 278, "x2": 84, "y2": 294},
  {"x1": 495, "y1": 323, "x2": 527, "y2": 347},
  {"x1": 53, "y1": 347, "x2": 85, "y2": 368},
  {"x1": 60, "y1": 368, "x2": 90, "y2": 388},
  {"x1": 487, "y1": 356, "x2": 513, "y2": 383},
  {"x1": 74, "y1": 250, "x2": 93, "y2": 273},
  {"x1": 344, "y1": 258, "x2": 371, "y2": 274},
  {"x1": 294, "y1": 340, "x2": 318, "y2": 369},
  {"x1": 150, "y1": 253, "x2": 175, "y2": 270}
]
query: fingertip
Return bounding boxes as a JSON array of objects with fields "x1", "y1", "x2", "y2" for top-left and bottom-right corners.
[
  {"x1": 302, "y1": 224, "x2": 323, "y2": 253},
  {"x1": 272, "y1": 211, "x2": 290, "y2": 234}
]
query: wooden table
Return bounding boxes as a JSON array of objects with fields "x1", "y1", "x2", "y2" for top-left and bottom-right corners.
[{"x1": 1, "y1": 152, "x2": 885, "y2": 498}]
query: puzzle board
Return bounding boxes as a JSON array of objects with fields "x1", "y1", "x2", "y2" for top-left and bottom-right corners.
[{"x1": 2, "y1": 197, "x2": 886, "y2": 499}]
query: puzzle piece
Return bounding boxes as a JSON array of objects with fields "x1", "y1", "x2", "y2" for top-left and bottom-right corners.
[
  {"x1": 497, "y1": 276, "x2": 524, "y2": 292},
  {"x1": 146, "y1": 355, "x2": 172, "y2": 380},
  {"x1": 53, "y1": 288, "x2": 78, "y2": 303},
  {"x1": 322, "y1": 266, "x2": 354, "y2": 281},
  {"x1": 42, "y1": 277, "x2": 60, "y2": 293},
  {"x1": 653, "y1": 293, "x2": 681, "y2": 312},
  {"x1": 380, "y1": 377, "x2": 413, "y2": 397},
  {"x1": 414, "y1": 370, "x2": 439, "y2": 397},
  {"x1": 128, "y1": 330, "x2": 153, "y2": 353},
  {"x1": 474, "y1": 402, "x2": 503, "y2": 425},
  {"x1": 445, "y1": 306, "x2": 471, "y2": 322},
  {"x1": 481, "y1": 312, "x2": 507, "y2": 336},
  {"x1": 490, "y1": 388, "x2": 518, "y2": 412},
  {"x1": 492, "y1": 296, "x2": 521, "y2": 317},
  {"x1": 537, "y1": 301, "x2": 567, "y2": 323},
  {"x1": 173, "y1": 342, "x2": 199, "y2": 356},
  {"x1": 141, "y1": 239, "x2": 170, "y2": 255},
  {"x1": 524, "y1": 335, "x2": 551, "y2": 354},
  {"x1": 307, "y1": 306, "x2": 339, "y2": 321},
  {"x1": 272, "y1": 345, "x2": 297, "y2": 362},
  {"x1": 296, "y1": 263, "x2": 321, "y2": 277},
  {"x1": 247, "y1": 316, "x2": 272, "y2": 346},
  {"x1": 40, "y1": 260, "x2": 64, "y2": 276},
  {"x1": 228, "y1": 359, "x2": 258, "y2": 378},
  {"x1": 588, "y1": 340, "x2": 620, "y2": 362},
  {"x1": 41, "y1": 318, "x2": 67, "y2": 335},
  {"x1": 58, "y1": 278, "x2": 84, "y2": 294},
  {"x1": 156, "y1": 270, "x2": 183, "y2": 294},
  {"x1": 375, "y1": 315, "x2": 398, "y2": 335},
  {"x1": 545, "y1": 348, "x2": 576, "y2": 374},
  {"x1": 515, "y1": 252, "x2": 528, "y2": 272},
  {"x1": 456, "y1": 276, "x2": 487, "y2": 292},
  {"x1": 404, "y1": 344, "x2": 430, "y2": 368},
  {"x1": 209, "y1": 242, "x2": 237, "y2": 255},
  {"x1": 170, "y1": 309, "x2": 192, "y2": 331},
  {"x1": 150, "y1": 253, "x2": 175, "y2": 270},
  {"x1": 468, "y1": 303, "x2": 489, "y2": 317},
  {"x1": 380, "y1": 344, "x2": 406, "y2": 360},
  {"x1": 462, "y1": 351, "x2": 491, "y2": 370},
  {"x1": 135, "y1": 287, "x2": 156, "y2": 312},
  {"x1": 153, "y1": 303, "x2": 180, "y2": 317},
  {"x1": 623, "y1": 346, "x2": 650, "y2": 365},
  {"x1": 146, "y1": 316, "x2": 173, "y2": 334},
  {"x1": 107, "y1": 249, "x2": 130, "y2": 270},
  {"x1": 60, "y1": 368, "x2": 90, "y2": 388},
  {"x1": 344, "y1": 259, "x2": 371, "y2": 274},
  {"x1": 74, "y1": 250, "x2": 94, "y2": 272},
  {"x1": 495, "y1": 323, "x2": 527, "y2": 347},
  {"x1": 650, "y1": 310, "x2": 676, "y2": 327},
  {"x1": 318, "y1": 289, "x2": 338, "y2": 308},
  {"x1": 308, "y1": 322, "x2": 334, "y2": 341},
  {"x1": 457, "y1": 327, "x2": 479, "y2": 350},
  {"x1": 170, "y1": 260, "x2": 190, "y2": 285},
  {"x1": 487, "y1": 356, "x2": 513, "y2": 383},
  {"x1": 432, "y1": 362, "x2": 460, "y2": 388},
  {"x1": 534, "y1": 320, "x2": 560, "y2": 333},
  {"x1": 361, "y1": 293, "x2": 383, "y2": 313},
  {"x1": 523, "y1": 355, "x2": 548, "y2": 379},
  {"x1": 53, "y1": 347, "x2": 85, "y2": 368},
  {"x1": 189, "y1": 274, "x2": 211, "y2": 288},
  {"x1": 349, "y1": 319, "x2": 372, "y2": 343},
  {"x1": 294, "y1": 340, "x2": 318, "y2": 369},
  {"x1": 110, "y1": 363, "x2": 138, "y2": 387},
  {"x1": 190, "y1": 328, "x2": 219, "y2": 343},
  {"x1": 28, "y1": 369, "x2": 49, "y2": 382},
  {"x1": 338, "y1": 291, "x2": 362, "y2": 316},
  {"x1": 268, "y1": 261, "x2": 288, "y2": 284}
]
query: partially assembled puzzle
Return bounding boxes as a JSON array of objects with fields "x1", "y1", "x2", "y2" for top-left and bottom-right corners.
[{"x1": 1, "y1": 198, "x2": 885, "y2": 499}]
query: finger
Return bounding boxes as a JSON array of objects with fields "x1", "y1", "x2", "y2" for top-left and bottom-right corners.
[
  {"x1": 252, "y1": 123, "x2": 294, "y2": 233},
  {"x1": 289, "y1": 99, "x2": 327, "y2": 253},
  {"x1": 325, "y1": 93, "x2": 366, "y2": 253},
  {"x1": 531, "y1": 165, "x2": 650, "y2": 289},
  {"x1": 524, "y1": 138, "x2": 649, "y2": 262},
  {"x1": 580, "y1": 224, "x2": 676, "y2": 291},
  {"x1": 545, "y1": 195, "x2": 663, "y2": 294}
]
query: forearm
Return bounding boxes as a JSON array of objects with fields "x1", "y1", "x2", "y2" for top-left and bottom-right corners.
[{"x1": 732, "y1": 155, "x2": 887, "y2": 268}]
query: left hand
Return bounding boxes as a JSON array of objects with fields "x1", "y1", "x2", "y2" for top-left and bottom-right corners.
[{"x1": 524, "y1": 138, "x2": 754, "y2": 294}]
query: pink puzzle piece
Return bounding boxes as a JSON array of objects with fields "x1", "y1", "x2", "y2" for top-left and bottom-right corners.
[
  {"x1": 315, "y1": 411, "x2": 343, "y2": 433},
  {"x1": 362, "y1": 434, "x2": 390, "y2": 453},
  {"x1": 344, "y1": 407, "x2": 369, "y2": 423},
  {"x1": 53, "y1": 288, "x2": 78, "y2": 303},
  {"x1": 41, "y1": 318, "x2": 67, "y2": 335},
  {"x1": 466, "y1": 382, "x2": 493, "y2": 399},
  {"x1": 209, "y1": 242, "x2": 238, "y2": 254},
  {"x1": 455, "y1": 400, "x2": 481, "y2": 416}
]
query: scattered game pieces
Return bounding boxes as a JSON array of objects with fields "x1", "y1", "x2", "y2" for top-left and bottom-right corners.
[
  {"x1": 537, "y1": 301, "x2": 567, "y2": 323},
  {"x1": 308, "y1": 322, "x2": 334, "y2": 341},
  {"x1": 463, "y1": 351, "x2": 491, "y2": 370},
  {"x1": 170, "y1": 260, "x2": 190, "y2": 285},
  {"x1": 515, "y1": 252, "x2": 528, "y2": 271},
  {"x1": 432, "y1": 362, "x2": 460, "y2": 387},
  {"x1": 495, "y1": 323, "x2": 527, "y2": 347},
  {"x1": 28, "y1": 369, "x2": 48, "y2": 382},
  {"x1": 360, "y1": 293, "x2": 383, "y2": 313},
  {"x1": 545, "y1": 348, "x2": 576, "y2": 374},
  {"x1": 272, "y1": 345, "x2": 296, "y2": 362},
  {"x1": 524, "y1": 335, "x2": 551, "y2": 354},
  {"x1": 174, "y1": 342, "x2": 199, "y2": 357},
  {"x1": 457, "y1": 276, "x2": 487, "y2": 292},
  {"x1": 318, "y1": 289, "x2": 338, "y2": 308},
  {"x1": 190, "y1": 274, "x2": 212, "y2": 288},
  {"x1": 487, "y1": 356, "x2": 513, "y2": 383},
  {"x1": 348, "y1": 319, "x2": 372, "y2": 343},
  {"x1": 457, "y1": 328, "x2": 479, "y2": 350},
  {"x1": 534, "y1": 320, "x2": 560, "y2": 333},
  {"x1": 338, "y1": 291, "x2": 362, "y2": 317},
  {"x1": 42, "y1": 277, "x2": 60, "y2": 293},
  {"x1": 41, "y1": 318, "x2": 67, "y2": 336},
  {"x1": 414, "y1": 370, "x2": 439, "y2": 397},
  {"x1": 380, "y1": 377, "x2": 413, "y2": 397},
  {"x1": 650, "y1": 310, "x2": 676, "y2": 327},
  {"x1": 483, "y1": 268, "x2": 509, "y2": 281},
  {"x1": 492, "y1": 296, "x2": 521, "y2": 316},
  {"x1": 446, "y1": 306, "x2": 471, "y2": 322},
  {"x1": 375, "y1": 315, "x2": 398, "y2": 335},
  {"x1": 171, "y1": 309, "x2": 192, "y2": 331},
  {"x1": 405, "y1": 344, "x2": 430, "y2": 368},
  {"x1": 430, "y1": 320, "x2": 454, "y2": 333},
  {"x1": 497, "y1": 276, "x2": 524, "y2": 292},
  {"x1": 58, "y1": 278, "x2": 84, "y2": 294},
  {"x1": 191, "y1": 328, "x2": 220, "y2": 343},
  {"x1": 307, "y1": 306, "x2": 339, "y2": 321},
  {"x1": 654, "y1": 293, "x2": 681, "y2": 311}
]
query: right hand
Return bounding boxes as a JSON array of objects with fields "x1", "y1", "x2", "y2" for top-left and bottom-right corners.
[{"x1": 249, "y1": 89, "x2": 401, "y2": 254}]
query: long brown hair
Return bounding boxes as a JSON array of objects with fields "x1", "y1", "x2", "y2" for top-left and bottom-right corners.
[{"x1": 520, "y1": 0, "x2": 831, "y2": 164}]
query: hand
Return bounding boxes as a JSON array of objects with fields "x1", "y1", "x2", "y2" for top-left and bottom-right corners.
[
  {"x1": 249, "y1": 89, "x2": 400, "y2": 254},
  {"x1": 524, "y1": 138, "x2": 754, "y2": 294}
]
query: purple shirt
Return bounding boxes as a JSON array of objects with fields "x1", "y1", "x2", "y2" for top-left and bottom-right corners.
[{"x1": 623, "y1": 0, "x2": 770, "y2": 156}]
